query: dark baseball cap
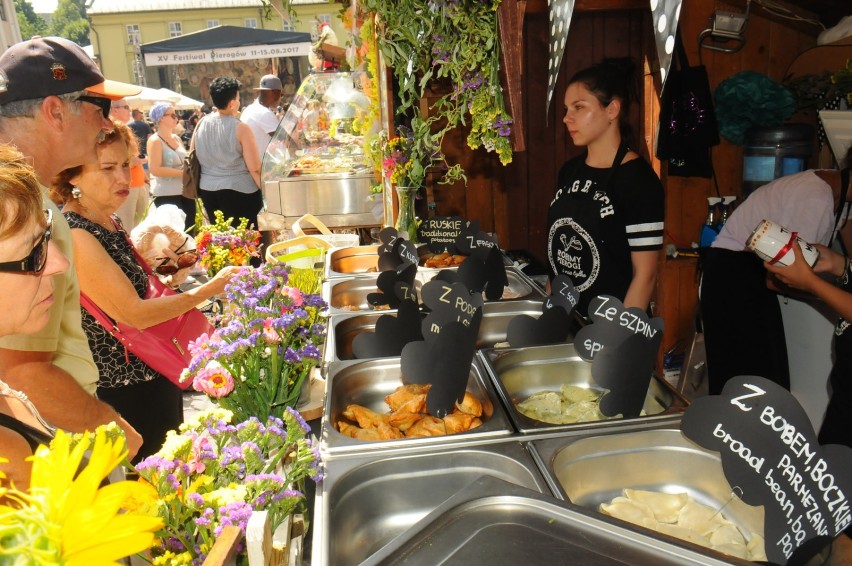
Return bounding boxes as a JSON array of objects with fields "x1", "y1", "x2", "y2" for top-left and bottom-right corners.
[{"x1": 0, "y1": 36, "x2": 141, "y2": 105}]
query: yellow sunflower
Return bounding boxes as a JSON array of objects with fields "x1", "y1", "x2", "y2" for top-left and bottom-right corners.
[{"x1": 0, "y1": 427, "x2": 163, "y2": 565}]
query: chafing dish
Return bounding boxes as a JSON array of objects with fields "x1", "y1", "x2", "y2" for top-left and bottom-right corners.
[
  {"x1": 363, "y1": 475, "x2": 745, "y2": 565},
  {"x1": 529, "y1": 428, "x2": 762, "y2": 564},
  {"x1": 312, "y1": 441, "x2": 548, "y2": 566},
  {"x1": 324, "y1": 298, "x2": 544, "y2": 364},
  {"x1": 479, "y1": 343, "x2": 688, "y2": 434},
  {"x1": 320, "y1": 357, "x2": 513, "y2": 457},
  {"x1": 322, "y1": 267, "x2": 543, "y2": 316}
]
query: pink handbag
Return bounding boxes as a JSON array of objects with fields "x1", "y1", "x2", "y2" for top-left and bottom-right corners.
[{"x1": 80, "y1": 225, "x2": 212, "y2": 390}]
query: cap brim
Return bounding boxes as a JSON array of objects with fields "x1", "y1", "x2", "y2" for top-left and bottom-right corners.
[{"x1": 86, "y1": 79, "x2": 143, "y2": 101}]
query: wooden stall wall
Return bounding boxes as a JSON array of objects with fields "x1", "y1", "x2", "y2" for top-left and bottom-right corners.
[{"x1": 428, "y1": 0, "x2": 820, "y2": 365}]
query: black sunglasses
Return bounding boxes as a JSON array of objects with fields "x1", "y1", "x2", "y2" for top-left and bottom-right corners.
[
  {"x1": 154, "y1": 236, "x2": 199, "y2": 276},
  {"x1": 0, "y1": 209, "x2": 53, "y2": 275},
  {"x1": 76, "y1": 95, "x2": 112, "y2": 119}
]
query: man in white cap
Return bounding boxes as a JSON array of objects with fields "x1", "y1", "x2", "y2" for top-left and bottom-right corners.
[
  {"x1": 0, "y1": 36, "x2": 144, "y2": 457},
  {"x1": 240, "y1": 74, "x2": 283, "y2": 157}
]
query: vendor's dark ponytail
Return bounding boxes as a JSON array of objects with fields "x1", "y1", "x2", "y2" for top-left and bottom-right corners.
[{"x1": 568, "y1": 57, "x2": 638, "y2": 146}]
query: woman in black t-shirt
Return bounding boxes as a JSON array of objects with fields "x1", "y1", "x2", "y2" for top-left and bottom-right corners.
[{"x1": 547, "y1": 58, "x2": 664, "y2": 317}]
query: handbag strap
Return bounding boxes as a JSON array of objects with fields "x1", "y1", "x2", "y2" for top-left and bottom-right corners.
[{"x1": 674, "y1": 28, "x2": 690, "y2": 71}]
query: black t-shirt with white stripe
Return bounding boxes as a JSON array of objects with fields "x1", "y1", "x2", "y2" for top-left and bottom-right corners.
[{"x1": 547, "y1": 155, "x2": 664, "y2": 316}]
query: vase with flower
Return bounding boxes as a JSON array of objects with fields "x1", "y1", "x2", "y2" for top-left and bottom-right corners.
[
  {"x1": 376, "y1": 116, "x2": 465, "y2": 243},
  {"x1": 180, "y1": 261, "x2": 327, "y2": 423},
  {"x1": 196, "y1": 210, "x2": 261, "y2": 277}
]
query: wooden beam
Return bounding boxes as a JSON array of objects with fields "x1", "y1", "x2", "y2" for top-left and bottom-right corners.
[{"x1": 498, "y1": 0, "x2": 527, "y2": 152}]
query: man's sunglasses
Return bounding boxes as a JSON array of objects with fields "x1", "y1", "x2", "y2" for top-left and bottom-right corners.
[
  {"x1": 154, "y1": 236, "x2": 199, "y2": 276},
  {"x1": 0, "y1": 209, "x2": 53, "y2": 275},
  {"x1": 76, "y1": 95, "x2": 112, "y2": 119}
]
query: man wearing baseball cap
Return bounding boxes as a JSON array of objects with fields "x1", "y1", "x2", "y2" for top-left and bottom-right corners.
[
  {"x1": 0, "y1": 36, "x2": 144, "y2": 457},
  {"x1": 240, "y1": 73, "x2": 283, "y2": 156}
]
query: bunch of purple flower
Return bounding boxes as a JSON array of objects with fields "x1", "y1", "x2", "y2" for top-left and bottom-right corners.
[
  {"x1": 181, "y1": 261, "x2": 327, "y2": 423},
  {"x1": 135, "y1": 407, "x2": 324, "y2": 565}
]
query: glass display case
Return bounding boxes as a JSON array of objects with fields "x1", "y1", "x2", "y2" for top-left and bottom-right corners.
[{"x1": 260, "y1": 71, "x2": 381, "y2": 230}]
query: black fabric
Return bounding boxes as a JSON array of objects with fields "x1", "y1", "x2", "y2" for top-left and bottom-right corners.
[
  {"x1": 546, "y1": 149, "x2": 665, "y2": 317},
  {"x1": 656, "y1": 31, "x2": 720, "y2": 178},
  {"x1": 700, "y1": 248, "x2": 790, "y2": 395},
  {"x1": 98, "y1": 373, "x2": 183, "y2": 464},
  {"x1": 0, "y1": 413, "x2": 53, "y2": 451}
]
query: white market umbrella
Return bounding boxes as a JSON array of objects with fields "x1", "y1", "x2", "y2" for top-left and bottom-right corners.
[
  {"x1": 172, "y1": 93, "x2": 205, "y2": 110},
  {"x1": 124, "y1": 86, "x2": 181, "y2": 111}
]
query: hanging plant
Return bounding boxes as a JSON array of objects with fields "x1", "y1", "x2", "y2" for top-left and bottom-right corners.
[{"x1": 360, "y1": 0, "x2": 514, "y2": 173}]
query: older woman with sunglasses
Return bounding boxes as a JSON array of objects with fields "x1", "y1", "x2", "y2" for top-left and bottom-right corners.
[
  {"x1": 53, "y1": 119, "x2": 240, "y2": 462},
  {"x1": 147, "y1": 102, "x2": 195, "y2": 232},
  {"x1": 0, "y1": 145, "x2": 69, "y2": 489}
]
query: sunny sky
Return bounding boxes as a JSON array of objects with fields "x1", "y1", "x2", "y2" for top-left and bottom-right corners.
[{"x1": 27, "y1": 0, "x2": 58, "y2": 14}]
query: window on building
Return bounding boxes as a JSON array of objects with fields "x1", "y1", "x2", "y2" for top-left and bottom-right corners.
[
  {"x1": 245, "y1": 18, "x2": 258, "y2": 29},
  {"x1": 281, "y1": 19, "x2": 296, "y2": 32},
  {"x1": 127, "y1": 24, "x2": 141, "y2": 46},
  {"x1": 207, "y1": 20, "x2": 219, "y2": 28},
  {"x1": 169, "y1": 22, "x2": 182, "y2": 37}
]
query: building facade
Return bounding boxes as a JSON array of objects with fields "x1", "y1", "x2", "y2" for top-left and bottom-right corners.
[{"x1": 87, "y1": 0, "x2": 344, "y2": 96}]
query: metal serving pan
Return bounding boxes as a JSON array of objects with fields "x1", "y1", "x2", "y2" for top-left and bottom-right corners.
[
  {"x1": 312, "y1": 441, "x2": 548, "y2": 566},
  {"x1": 479, "y1": 343, "x2": 688, "y2": 434},
  {"x1": 362, "y1": 475, "x2": 744, "y2": 566},
  {"x1": 324, "y1": 298, "x2": 544, "y2": 364},
  {"x1": 529, "y1": 428, "x2": 763, "y2": 564},
  {"x1": 320, "y1": 357, "x2": 513, "y2": 457},
  {"x1": 322, "y1": 267, "x2": 543, "y2": 316}
]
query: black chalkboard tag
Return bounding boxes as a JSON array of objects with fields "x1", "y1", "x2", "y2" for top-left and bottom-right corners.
[
  {"x1": 352, "y1": 300, "x2": 424, "y2": 359},
  {"x1": 544, "y1": 273, "x2": 580, "y2": 313},
  {"x1": 681, "y1": 376, "x2": 852, "y2": 566},
  {"x1": 591, "y1": 333, "x2": 656, "y2": 418},
  {"x1": 419, "y1": 279, "x2": 483, "y2": 340},
  {"x1": 451, "y1": 245, "x2": 506, "y2": 300},
  {"x1": 367, "y1": 263, "x2": 418, "y2": 308},
  {"x1": 401, "y1": 310, "x2": 482, "y2": 418},
  {"x1": 574, "y1": 295, "x2": 663, "y2": 361},
  {"x1": 418, "y1": 215, "x2": 464, "y2": 253},
  {"x1": 376, "y1": 227, "x2": 416, "y2": 272},
  {"x1": 454, "y1": 227, "x2": 499, "y2": 257},
  {"x1": 505, "y1": 305, "x2": 572, "y2": 348}
]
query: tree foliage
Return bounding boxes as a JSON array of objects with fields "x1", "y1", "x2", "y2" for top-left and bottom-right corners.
[
  {"x1": 14, "y1": 0, "x2": 47, "y2": 40},
  {"x1": 49, "y1": 0, "x2": 90, "y2": 46}
]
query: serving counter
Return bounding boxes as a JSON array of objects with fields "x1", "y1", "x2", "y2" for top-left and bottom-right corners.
[{"x1": 308, "y1": 245, "x2": 770, "y2": 566}]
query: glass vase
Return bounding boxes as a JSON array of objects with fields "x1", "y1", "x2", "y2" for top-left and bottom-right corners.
[{"x1": 394, "y1": 186, "x2": 419, "y2": 244}]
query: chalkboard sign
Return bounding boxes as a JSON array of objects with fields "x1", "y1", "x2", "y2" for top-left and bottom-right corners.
[
  {"x1": 401, "y1": 310, "x2": 483, "y2": 418},
  {"x1": 454, "y1": 225, "x2": 497, "y2": 255},
  {"x1": 682, "y1": 376, "x2": 852, "y2": 566},
  {"x1": 352, "y1": 300, "x2": 424, "y2": 359},
  {"x1": 505, "y1": 275, "x2": 574, "y2": 347},
  {"x1": 419, "y1": 279, "x2": 483, "y2": 339},
  {"x1": 376, "y1": 227, "x2": 418, "y2": 272},
  {"x1": 575, "y1": 295, "x2": 663, "y2": 361},
  {"x1": 418, "y1": 215, "x2": 464, "y2": 253},
  {"x1": 367, "y1": 263, "x2": 418, "y2": 309}
]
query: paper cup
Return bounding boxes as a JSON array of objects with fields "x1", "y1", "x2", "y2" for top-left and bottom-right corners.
[{"x1": 746, "y1": 219, "x2": 819, "y2": 267}]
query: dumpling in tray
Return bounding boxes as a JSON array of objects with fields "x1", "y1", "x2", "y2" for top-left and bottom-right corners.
[
  {"x1": 624, "y1": 489, "x2": 688, "y2": 524},
  {"x1": 600, "y1": 496, "x2": 657, "y2": 529}
]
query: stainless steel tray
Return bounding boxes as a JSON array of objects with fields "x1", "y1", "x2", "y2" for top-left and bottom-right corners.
[
  {"x1": 324, "y1": 298, "x2": 544, "y2": 364},
  {"x1": 320, "y1": 357, "x2": 513, "y2": 457},
  {"x1": 324, "y1": 246, "x2": 516, "y2": 280},
  {"x1": 479, "y1": 343, "x2": 688, "y2": 434},
  {"x1": 312, "y1": 441, "x2": 548, "y2": 566},
  {"x1": 363, "y1": 475, "x2": 743, "y2": 565},
  {"x1": 529, "y1": 428, "x2": 762, "y2": 564},
  {"x1": 322, "y1": 266, "x2": 543, "y2": 316}
]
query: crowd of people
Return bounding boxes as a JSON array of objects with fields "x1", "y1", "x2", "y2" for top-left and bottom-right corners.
[
  {"x1": 0, "y1": 35, "x2": 287, "y2": 473},
  {"x1": 0, "y1": 33, "x2": 850, "y2": 564}
]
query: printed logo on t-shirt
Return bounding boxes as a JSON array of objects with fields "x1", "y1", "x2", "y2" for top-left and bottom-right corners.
[{"x1": 548, "y1": 217, "x2": 599, "y2": 291}]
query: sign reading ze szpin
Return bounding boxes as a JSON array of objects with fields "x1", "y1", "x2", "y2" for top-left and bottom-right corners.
[{"x1": 681, "y1": 376, "x2": 852, "y2": 566}]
